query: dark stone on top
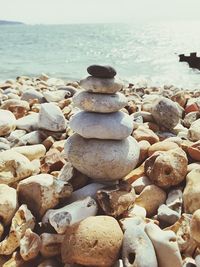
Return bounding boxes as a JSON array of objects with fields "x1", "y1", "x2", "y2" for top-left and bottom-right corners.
[{"x1": 87, "y1": 65, "x2": 117, "y2": 79}]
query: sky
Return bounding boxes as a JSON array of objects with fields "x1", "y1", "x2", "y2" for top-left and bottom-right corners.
[{"x1": 0, "y1": 0, "x2": 200, "y2": 24}]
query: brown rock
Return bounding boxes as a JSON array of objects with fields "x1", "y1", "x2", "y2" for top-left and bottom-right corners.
[
  {"x1": 40, "y1": 148, "x2": 66, "y2": 173},
  {"x1": 183, "y1": 169, "x2": 200, "y2": 214},
  {"x1": 171, "y1": 91, "x2": 187, "y2": 108},
  {"x1": 135, "y1": 184, "x2": 166, "y2": 216},
  {"x1": 96, "y1": 182, "x2": 136, "y2": 217},
  {"x1": 132, "y1": 125, "x2": 159, "y2": 144},
  {"x1": 148, "y1": 141, "x2": 179, "y2": 157},
  {"x1": 40, "y1": 233, "x2": 64, "y2": 258},
  {"x1": 190, "y1": 209, "x2": 200, "y2": 244},
  {"x1": 123, "y1": 164, "x2": 145, "y2": 184},
  {"x1": 1, "y1": 99, "x2": 30, "y2": 119},
  {"x1": 145, "y1": 148, "x2": 188, "y2": 188},
  {"x1": 187, "y1": 140, "x2": 200, "y2": 161},
  {"x1": 138, "y1": 140, "x2": 151, "y2": 163},
  {"x1": 61, "y1": 216, "x2": 123, "y2": 266}
]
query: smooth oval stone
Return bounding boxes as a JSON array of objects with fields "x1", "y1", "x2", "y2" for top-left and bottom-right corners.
[
  {"x1": 21, "y1": 89, "x2": 45, "y2": 103},
  {"x1": 73, "y1": 91, "x2": 128, "y2": 113},
  {"x1": 87, "y1": 65, "x2": 117, "y2": 78},
  {"x1": 69, "y1": 111, "x2": 133, "y2": 140},
  {"x1": 0, "y1": 110, "x2": 16, "y2": 136},
  {"x1": 65, "y1": 134, "x2": 140, "y2": 181},
  {"x1": 151, "y1": 97, "x2": 180, "y2": 130},
  {"x1": 80, "y1": 76, "x2": 123, "y2": 94}
]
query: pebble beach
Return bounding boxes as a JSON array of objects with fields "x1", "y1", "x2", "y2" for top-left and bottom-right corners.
[{"x1": 1, "y1": 65, "x2": 200, "y2": 267}]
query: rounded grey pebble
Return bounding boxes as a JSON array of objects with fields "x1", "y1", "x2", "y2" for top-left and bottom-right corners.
[
  {"x1": 151, "y1": 97, "x2": 180, "y2": 130},
  {"x1": 73, "y1": 91, "x2": 128, "y2": 113},
  {"x1": 80, "y1": 76, "x2": 123, "y2": 94},
  {"x1": 65, "y1": 134, "x2": 140, "y2": 181},
  {"x1": 69, "y1": 111, "x2": 133, "y2": 140}
]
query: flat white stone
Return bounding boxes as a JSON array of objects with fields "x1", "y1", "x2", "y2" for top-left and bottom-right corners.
[
  {"x1": 69, "y1": 111, "x2": 133, "y2": 140},
  {"x1": 73, "y1": 91, "x2": 127, "y2": 113},
  {"x1": 65, "y1": 134, "x2": 140, "y2": 181},
  {"x1": 80, "y1": 76, "x2": 123, "y2": 94}
]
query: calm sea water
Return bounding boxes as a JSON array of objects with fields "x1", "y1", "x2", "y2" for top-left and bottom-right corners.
[{"x1": 0, "y1": 21, "x2": 200, "y2": 88}]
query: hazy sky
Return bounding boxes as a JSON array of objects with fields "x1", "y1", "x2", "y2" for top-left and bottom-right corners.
[{"x1": 0, "y1": 0, "x2": 200, "y2": 24}]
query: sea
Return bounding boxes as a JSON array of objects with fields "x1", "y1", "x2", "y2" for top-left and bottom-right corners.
[{"x1": 0, "y1": 21, "x2": 200, "y2": 89}]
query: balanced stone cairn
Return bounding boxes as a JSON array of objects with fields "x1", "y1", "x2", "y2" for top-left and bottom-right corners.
[{"x1": 65, "y1": 65, "x2": 140, "y2": 182}]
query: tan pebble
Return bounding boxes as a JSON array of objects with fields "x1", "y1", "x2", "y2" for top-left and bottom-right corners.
[
  {"x1": 145, "y1": 148, "x2": 188, "y2": 188},
  {"x1": 123, "y1": 164, "x2": 145, "y2": 184},
  {"x1": 191, "y1": 209, "x2": 200, "y2": 244},
  {"x1": 187, "y1": 163, "x2": 200, "y2": 173},
  {"x1": 188, "y1": 118, "x2": 200, "y2": 141},
  {"x1": 138, "y1": 140, "x2": 151, "y2": 163},
  {"x1": 183, "y1": 169, "x2": 200, "y2": 213},
  {"x1": 148, "y1": 141, "x2": 179, "y2": 156},
  {"x1": 188, "y1": 140, "x2": 200, "y2": 161},
  {"x1": 40, "y1": 233, "x2": 64, "y2": 258},
  {"x1": 61, "y1": 216, "x2": 123, "y2": 266},
  {"x1": 11, "y1": 144, "x2": 46, "y2": 161},
  {"x1": 132, "y1": 125, "x2": 159, "y2": 144},
  {"x1": 0, "y1": 184, "x2": 18, "y2": 225},
  {"x1": 0, "y1": 150, "x2": 34, "y2": 185},
  {"x1": 0, "y1": 205, "x2": 35, "y2": 255},
  {"x1": 171, "y1": 91, "x2": 187, "y2": 107},
  {"x1": 135, "y1": 185, "x2": 166, "y2": 216},
  {"x1": 20, "y1": 229, "x2": 41, "y2": 261},
  {"x1": 0, "y1": 110, "x2": 16, "y2": 136}
]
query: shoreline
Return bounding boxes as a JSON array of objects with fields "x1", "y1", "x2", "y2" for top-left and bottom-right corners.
[{"x1": 1, "y1": 73, "x2": 200, "y2": 92}]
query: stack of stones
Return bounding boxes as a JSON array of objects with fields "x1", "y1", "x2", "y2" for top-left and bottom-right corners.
[{"x1": 65, "y1": 65, "x2": 140, "y2": 182}]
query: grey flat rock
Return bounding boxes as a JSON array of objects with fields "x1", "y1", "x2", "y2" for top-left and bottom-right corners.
[
  {"x1": 69, "y1": 111, "x2": 133, "y2": 140},
  {"x1": 73, "y1": 91, "x2": 127, "y2": 113}
]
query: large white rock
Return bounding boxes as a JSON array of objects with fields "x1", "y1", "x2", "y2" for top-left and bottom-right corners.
[
  {"x1": 38, "y1": 103, "x2": 66, "y2": 132},
  {"x1": 21, "y1": 88, "x2": 45, "y2": 103},
  {"x1": 16, "y1": 113, "x2": 39, "y2": 132},
  {"x1": 80, "y1": 76, "x2": 123, "y2": 94},
  {"x1": 69, "y1": 111, "x2": 133, "y2": 140},
  {"x1": 43, "y1": 90, "x2": 70, "y2": 103},
  {"x1": 0, "y1": 110, "x2": 16, "y2": 136},
  {"x1": 73, "y1": 91, "x2": 127, "y2": 113},
  {"x1": 0, "y1": 150, "x2": 34, "y2": 184},
  {"x1": 11, "y1": 144, "x2": 46, "y2": 161},
  {"x1": 0, "y1": 184, "x2": 18, "y2": 225},
  {"x1": 65, "y1": 134, "x2": 140, "y2": 181}
]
